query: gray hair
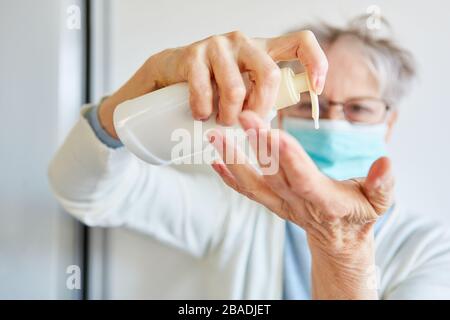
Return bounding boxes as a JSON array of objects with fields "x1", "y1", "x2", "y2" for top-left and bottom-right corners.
[{"x1": 285, "y1": 15, "x2": 416, "y2": 107}]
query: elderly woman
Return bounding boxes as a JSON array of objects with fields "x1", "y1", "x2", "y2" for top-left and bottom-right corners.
[{"x1": 49, "y1": 17, "x2": 450, "y2": 299}]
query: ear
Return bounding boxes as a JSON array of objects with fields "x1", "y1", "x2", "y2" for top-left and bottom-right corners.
[{"x1": 385, "y1": 110, "x2": 398, "y2": 142}]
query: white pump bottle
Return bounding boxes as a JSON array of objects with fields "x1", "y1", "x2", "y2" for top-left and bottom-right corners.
[{"x1": 113, "y1": 67, "x2": 319, "y2": 165}]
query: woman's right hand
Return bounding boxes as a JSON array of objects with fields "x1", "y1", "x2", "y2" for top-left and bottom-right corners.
[{"x1": 98, "y1": 30, "x2": 328, "y2": 139}]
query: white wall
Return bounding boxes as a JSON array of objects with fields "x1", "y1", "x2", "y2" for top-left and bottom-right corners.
[
  {"x1": 0, "y1": 0, "x2": 84, "y2": 299},
  {"x1": 93, "y1": 0, "x2": 450, "y2": 298}
]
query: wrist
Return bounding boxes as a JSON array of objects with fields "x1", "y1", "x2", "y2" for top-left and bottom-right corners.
[
  {"x1": 98, "y1": 98, "x2": 118, "y2": 139},
  {"x1": 308, "y1": 232, "x2": 378, "y2": 300},
  {"x1": 98, "y1": 58, "x2": 159, "y2": 139}
]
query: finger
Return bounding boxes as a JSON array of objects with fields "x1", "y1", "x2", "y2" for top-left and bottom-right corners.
[
  {"x1": 208, "y1": 37, "x2": 246, "y2": 126},
  {"x1": 238, "y1": 109, "x2": 271, "y2": 167},
  {"x1": 239, "y1": 109, "x2": 270, "y2": 131},
  {"x1": 209, "y1": 131, "x2": 289, "y2": 215},
  {"x1": 363, "y1": 157, "x2": 395, "y2": 215},
  {"x1": 260, "y1": 30, "x2": 328, "y2": 94},
  {"x1": 240, "y1": 112, "x2": 273, "y2": 171},
  {"x1": 187, "y1": 58, "x2": 214, "y2": 120},
  {"x1": 209, "y1": 128, "x2": 259, "y2": 181},
  {"x1": 239, "y1": 110, "x2": 324, "y2": 201},
  {"x1": 212, "y1": 160, "x2": 292, "y2": 220},
  {"x1": 211, "y1": 161, "x2": 241, "y2": 191},
  {"x1": 278, "y1": 130, "x2": 333, "y2": 206},
  {"x1": 238, "y1": 43, "x2": 281, "y2": 118},
  {"x1": 239, "y1": 111, "x2": 294, "y2": 195},
  {"x1": 239, "y1": 111, "x2": 316, "y2": 208}
]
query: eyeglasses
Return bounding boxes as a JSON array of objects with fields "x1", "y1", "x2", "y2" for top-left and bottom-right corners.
[{"x1": 286, "y1": 94, "x2": 390, "y2": 124}]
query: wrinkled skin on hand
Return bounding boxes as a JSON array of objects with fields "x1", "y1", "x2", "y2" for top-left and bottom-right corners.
[{"x1": 210, "y1": 111, "x2": 394, "y2": 299}]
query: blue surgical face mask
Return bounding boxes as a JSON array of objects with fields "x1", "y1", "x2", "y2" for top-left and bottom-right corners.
[{"x1": 282, "y1": 117, "x2": 388, "y2": 181}]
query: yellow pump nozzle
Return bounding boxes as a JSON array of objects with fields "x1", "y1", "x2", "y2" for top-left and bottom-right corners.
[
  {"x1": 294, "y1": 72, "x2": 320, "y2": 129},
  {"x1": 275, "y1": 68, "x2": 320, "y2": 129}
]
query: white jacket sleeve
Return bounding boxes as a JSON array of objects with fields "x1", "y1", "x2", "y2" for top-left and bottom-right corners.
[
  {"x1": 48, "y1": 108, "x2": 235, "y2": 257},
  {"x1": 378, "y1": 209, "x2": 450, "y2": 299},
  {"x1": 385, "y1": 227, "x2": 450, "y2": 299}
]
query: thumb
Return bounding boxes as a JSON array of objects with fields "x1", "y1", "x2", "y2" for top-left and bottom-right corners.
[{"x1": 363, "y1": 157, "x2": 395, "y2": 216}]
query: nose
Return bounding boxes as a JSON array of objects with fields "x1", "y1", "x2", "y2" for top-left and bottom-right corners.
[{"x1": 320, "y1": 103, "x2": 346, "y2": 120}]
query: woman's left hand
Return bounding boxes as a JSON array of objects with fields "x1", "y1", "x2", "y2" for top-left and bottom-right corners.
[{"x1": 209, "y1": 111, "x2": 394, "y2": 300}]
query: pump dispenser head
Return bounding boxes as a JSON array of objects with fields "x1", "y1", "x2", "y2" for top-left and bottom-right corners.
[{"x1": 275, "y1": 68, "x2": 320, "y2": 129}]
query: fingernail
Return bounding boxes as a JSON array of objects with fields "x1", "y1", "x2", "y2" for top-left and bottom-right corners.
[
  {"x1": 207, "y1": 129, "x2": 222, "y2": 147},
  {"x1": 239, "y1": 114, "x2": 251, "y2": 129},
  {"x1": 207, "y1": 131, "x2": 216, "y2": 144},
  {"x1": 212, "y1": 163, "x2": 223, "y2": 175}
]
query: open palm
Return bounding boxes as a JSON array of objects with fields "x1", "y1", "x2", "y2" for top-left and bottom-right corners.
[{"x1": 210, "y1": 111, "x2": 394, "y2": 253}]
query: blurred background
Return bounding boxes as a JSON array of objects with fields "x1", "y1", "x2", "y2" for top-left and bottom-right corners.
[{"x1": 1, "y1": 0, "x2": 449, "y2": 299}]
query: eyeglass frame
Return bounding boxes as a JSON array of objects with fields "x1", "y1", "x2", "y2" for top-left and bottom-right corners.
[{"x1": 288, "y1": 95, "x2": 391, "y2": 125}]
